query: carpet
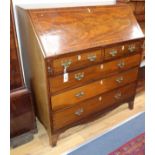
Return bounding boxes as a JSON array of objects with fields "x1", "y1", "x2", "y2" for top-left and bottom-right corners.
[
  {"x1": 109, "y1": 132, "x2": 145, "y2": 155},
  {"x1": 63, "y1": 112, "x2": 145, "y2": 155}
]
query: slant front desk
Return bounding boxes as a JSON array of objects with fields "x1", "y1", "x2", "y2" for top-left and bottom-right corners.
[{"x1": 18, "y1": 5, "x2": 144, "y2": 146}]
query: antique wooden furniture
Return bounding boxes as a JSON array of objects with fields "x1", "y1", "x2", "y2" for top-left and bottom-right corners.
[
  {"x1": 117, "y1": 0, "x2": 145, "y2": 91},
  {"x1": 117, "y1": 0, "x2": 145, "y2": 24},
  {"x1": 117, "y1": 0, "x2": 145, "y2": 49},
  {"x1": 10, "y1": 6, "x2": 37, "y2": 147},
  {"x1": 17, "y1": 5, "x2": 144, "y2": 146}
]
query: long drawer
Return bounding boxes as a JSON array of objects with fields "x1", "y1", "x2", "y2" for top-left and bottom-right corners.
[
  {"x1": 53, "y1": 83, "x2": 136, "y2": 130},
  {"x1": 50, "y1": 54, "x2": 141, "y2": 93},
  {"x1": 51, "y1": 68, "x2": 138, "y2": 111},
  {"x1": 52, "y1": 49, "x2": 102, "y2": 75}
]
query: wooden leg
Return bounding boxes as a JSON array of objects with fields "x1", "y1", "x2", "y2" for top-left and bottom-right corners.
[
  {"x1": 128, "y1": 100, "x2": 134, "y2": 110},
  {"x1": 50, "y1": 133, "x2": 59, "y2": 147}
]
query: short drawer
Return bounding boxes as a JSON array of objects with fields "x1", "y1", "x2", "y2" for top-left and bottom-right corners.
[
  {"x1": 104, "y1": 41, "x2": 142, "y2": 60},
  {"x1": 53, "y1": 83, "x2": 136, "y2": 130},
  {"x1": 51, "y1": 68, "x2": 138, "y2": 111},
  {"x1": 52, "y1": 49, "x2": 102, "y2": 75},
  {"x1": 50, "y1": 54, "x2": 141, "y2": 93}
]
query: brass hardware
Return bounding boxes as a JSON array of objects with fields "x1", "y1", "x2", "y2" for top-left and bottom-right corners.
[
  {"x1": 117, "y1": 61, "x2": 125, "y2": 68},
  {"x1": 47, "y1": 66, "x2": 52, "y2": 75},
  {"x1": 75, "y1": 91, "x2": 85, "y2": 98},
  {"x1": 109, "y1": 50, "x2": 117, "y2": 57},
  {"x1": 75, "y1": 72, "x2": 84, "y2": 81},
  {"x1": 75, "y1": 108, "x2": 84, "y2": 116},
  {"x1": 128, "y1": 45, "x2": 136, "y2": 52},
  {"x1": 114, "y1": 92, "x2": 122, "y2": 99},
  {"x1": 116, "y1": 77, "x2": 124, "y2": 83},
  {"x1": 61, "y1": 59, "x2": 72, "y2": 68},
  {"x1": 87, "y1": 55, "x2": 97, "y2": 62}
]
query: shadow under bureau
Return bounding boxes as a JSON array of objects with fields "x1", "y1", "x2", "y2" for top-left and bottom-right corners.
[{"x1": 17, "y1": 5, "x2": 144, "y2": 146}]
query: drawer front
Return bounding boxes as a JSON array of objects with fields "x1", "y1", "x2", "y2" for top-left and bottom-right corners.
[
  {"x1": 52, "y1": 49, "x2": 102, "y2": 75},
  {"x1": 53, "y1": 83, "x2": 136, "y2": 130},
  {"x1": 104, "y1": 41, "x2": 142, "y2": 60},
  {"x1": 51, "y1": 68, "x2": 138, "y2": 111},
  {"x1": 50, "y1": 54, "x2": 141, "y2": 93}
]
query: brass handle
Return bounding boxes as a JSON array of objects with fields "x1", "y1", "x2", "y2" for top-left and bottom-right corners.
[
  {"x1": 87, "y1": 55, "x2": 97, "y2": 62},
  {"x1": 75, "y1": 91, "x2": 85, "y2": 98},
  {"x1": 117, "y1": 61, "x2": 125, "y2": 68},
  {"x1": 75, "y1": 108, "x2": 84, "y2": 116},
  {"x1": 109, "y1": 50, "x2": 117, "y2": 57},
  {"x1": 116, "y1": 77, "x2": 124, "y2": 83},
  {"x1": 114, "y1": 92, "x2": 122, "y2": 99},
  {"x1": 75, "y1": 72, "x2": 84, "y2": 81},
  {"x1": 128, "y1": 45, "x2": 136, "y2": 53},
  {"x1": 61, "y1": 59, "x2": 72, "y2": 68}
]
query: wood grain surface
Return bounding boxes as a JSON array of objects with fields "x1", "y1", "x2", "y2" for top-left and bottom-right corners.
[
  {"x1": 10, "y1": 91, "x2": 144, "y2": 155},
  {"x1": 27, "y1": 5, "x2": 144, "y2": 57},
  {"x1": 50, "y1": 54, "x2": 141, "y2": 94},
  {"x1": 51, "y1": 68, "x2": 138, "y2": 110}
]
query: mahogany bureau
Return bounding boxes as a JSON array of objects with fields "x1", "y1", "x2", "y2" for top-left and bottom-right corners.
[
  {"x1": 17, "y1": 5, "x2": 144, "y2": 146},
  {"x1": 10, "y1": 5, "x2": 37, "y2": 147},
  {"x1": 117, "y1": 0, "x2": 145, "y2": 91}
]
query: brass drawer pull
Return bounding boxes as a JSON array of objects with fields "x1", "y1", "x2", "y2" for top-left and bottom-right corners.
[
  {"x1": 109, "y1": 50, "x2": 117, "y2": 57},
  {"x1": 75, "y1": 108, "x2": 84, "y2": 116},
  {"x1": 61, "y1": 59, "x2": 72, "y2": 68},
  {"x1": 128, "y1": 45, "x2": 136, "y2": 53},
  {"x1": 75, "y1": 72, "x2": 84, "y2": 81},
  {"x1": 117, "y1": 61, "x2": 125, "y2": 68},
  {"x1": 114, "y1": 92, "x2": 122, "y2": 99},
  {"x1": 87, "y1": 55, "x2": 97, "y2": 62},
  {"x1": 75, "y1": 91, "x2": 85, "y2": 98},
  {"x1": 116, "y1": 77, "x2": 124, "y2": 83}
]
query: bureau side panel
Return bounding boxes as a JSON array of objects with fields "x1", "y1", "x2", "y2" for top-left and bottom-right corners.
[{"x1": 17, "y1": 8, "x2": 52, "y2": 134}]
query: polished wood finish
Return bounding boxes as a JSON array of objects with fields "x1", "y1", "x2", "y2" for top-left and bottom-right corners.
[
  {"x1": 10, "y1": 5, "x2": 37, "y2": 147},
  {"x1": 50, "y1": 54, "x2": 141, "y2": 94},
  {"x1": 104, "y1": 40, "x2": 142, "y2": 60},
  {"x1": 17, "y1": 7, "x2": 53, "y2": 145},
  {"x1": 27, "y1": 5, "x2": 144, "y2": 57},
  {"x1": 51, "y1": 68, "x2": 138, "y2": 111},
  {"x1": 10, "y1": 92, "x2": 144, "y2": 155},
  {"x1": 117, "y1": 0, "x2": 145, "y2": 91},
  {"x1": 52, "y1": 49, "x2": 102, "y2": 75},
  {"x1": 17, "y1": 5, "x2": 144, "y2": 146},
  {"x1": 53, "y1": 83, "x2": 136, "y2": 130},
  {"x1": 10, "y1": 89, "x2": 36, "y2": 138},
  {"x1": 10, "y1": 9, "x2": 24, "y2": 90},
  {"x1": 117, "y1": 0, "x2": 145, "y2": 22}
]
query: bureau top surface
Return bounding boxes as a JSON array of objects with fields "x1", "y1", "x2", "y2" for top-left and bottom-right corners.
[{"x1": 27, "y1": 5, "x2": 144, "y2": 57}]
